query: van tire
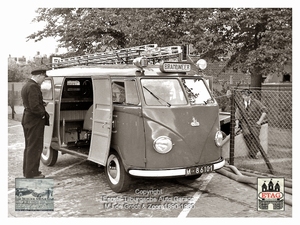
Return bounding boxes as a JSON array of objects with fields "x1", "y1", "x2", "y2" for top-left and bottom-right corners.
[
  {"x1": 105, "y1": 151, "x2": 131, "y2": 193},
  {"x1": 41, "y1": 147, "x2": 58, "y2": 166}
]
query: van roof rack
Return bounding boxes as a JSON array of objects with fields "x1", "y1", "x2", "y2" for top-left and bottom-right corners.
[{"x1": 52, "y1": 44, "x2": 184, "y2": 68}]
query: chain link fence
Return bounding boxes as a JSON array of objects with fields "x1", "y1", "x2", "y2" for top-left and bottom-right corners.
[{"x1": 215, "y1": 85, "x2": 292, "y2": 178}]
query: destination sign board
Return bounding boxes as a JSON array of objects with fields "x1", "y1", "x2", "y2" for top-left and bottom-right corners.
[{"x1": 160, "y1": 62, "x2": 191, "y2": 73}]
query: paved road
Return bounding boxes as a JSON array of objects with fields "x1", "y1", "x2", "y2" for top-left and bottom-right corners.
[{"x1": 8, "y1": 119, "x2": 292, "y2": 218}]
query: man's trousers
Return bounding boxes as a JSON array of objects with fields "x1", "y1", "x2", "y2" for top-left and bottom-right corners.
[{"x1": 22, "y1": 117, "x2": 45, "y2": 178}]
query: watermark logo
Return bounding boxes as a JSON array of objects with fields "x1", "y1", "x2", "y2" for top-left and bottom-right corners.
[
  {"x1": 15, "y1": 178, "x2": 54, "y2": 211},
  {"x1": 257, "y1": 177, "x2": 284, "y2": 211}
]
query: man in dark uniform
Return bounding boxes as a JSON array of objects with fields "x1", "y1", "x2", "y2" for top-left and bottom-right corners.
[
  {"x1": 235, "y1": 89, "x2": 267, "y2": 159},
  {"x1": 21, "y1": 68, "x2": 49, "y2": 178}
]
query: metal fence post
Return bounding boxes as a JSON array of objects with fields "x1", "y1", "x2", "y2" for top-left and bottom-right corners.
[
  {"x1": 229, "y1": 88, "x2": 235, "y2": 165},
  {"x1": 11, "y1": 83, "x2": 15, "y2": 119}
]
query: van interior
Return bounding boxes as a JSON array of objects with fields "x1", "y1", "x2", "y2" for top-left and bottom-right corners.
[{"x1": 59, "y1": 78, "x2": 94, "y2": 154}]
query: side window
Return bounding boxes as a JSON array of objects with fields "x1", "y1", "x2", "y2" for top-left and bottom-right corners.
[
  {"x1": 125, "y1": 80, "x2": 139, "y2": 105},
  {"x1": 112, "y1": 82, "x2": 126, "y2": 103},
  {"x1": 62, "y1": 78, "x2": 93, "y2": 99},
  {"x1": 41, "y1": 79, "x2": 53, "y2": 100},
  {"x1": 112, "y1": 80, "x2": 139, "y2": 105}
]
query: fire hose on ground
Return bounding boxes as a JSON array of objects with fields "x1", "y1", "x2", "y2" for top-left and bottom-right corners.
[{"x1": 216, "y1": 164, "x2": 292, "y2": 207}]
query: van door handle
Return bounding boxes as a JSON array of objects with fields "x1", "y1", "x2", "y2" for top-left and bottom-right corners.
[{"x1": 112, "y1": 121, "x2": 117, "y2": 133}]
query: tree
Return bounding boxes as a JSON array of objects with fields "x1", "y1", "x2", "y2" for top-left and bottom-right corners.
[
  {"x1": 8, "y1": 57, "x2": 26, "y2": 82},
  {"x1": 190, "y1": 8, "x2": 292, "y2": 88},
  {"x1": 27, "y1": 8, "x2": 130, "y2": 56},
  {"x1": 27, "y1": 8, "x2": 200, "y2": 55},
  {"x1": 27, "y1": 8, "x2": 292, "y2": 88},
  {"x1": 8, "y1": 55, "x2": 50, "y2": 82}
]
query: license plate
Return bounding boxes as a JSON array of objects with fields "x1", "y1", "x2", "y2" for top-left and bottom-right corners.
[{"x1": 185, "y1": 164, "x2": 214, "y2": 176}]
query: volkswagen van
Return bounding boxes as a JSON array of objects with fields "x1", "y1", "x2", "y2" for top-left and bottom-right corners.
[{"x1": 40, "y1": 44, "x2": 225, "y2": 192}]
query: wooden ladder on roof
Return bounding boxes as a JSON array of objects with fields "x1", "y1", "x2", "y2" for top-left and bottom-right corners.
[{"x1": 51, "y1": 44, "x2": 185, "y2": 68}]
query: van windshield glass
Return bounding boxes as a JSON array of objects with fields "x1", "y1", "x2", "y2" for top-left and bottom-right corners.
[
  {"x1": 141, "y1": 79, "x2": 187, "y2": 106},
  {"x1": 182, "y1": 78, "x2": 212, "y2": 104}
]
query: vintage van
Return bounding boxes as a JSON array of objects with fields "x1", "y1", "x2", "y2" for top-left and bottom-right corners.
[{"x1": 40, "y1": 44, "x2": 225, "y2": 192}]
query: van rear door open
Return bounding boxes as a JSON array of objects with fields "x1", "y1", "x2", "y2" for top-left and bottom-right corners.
[{"x1": 88, "y1": 76, "x2": 113, "y2": 165}]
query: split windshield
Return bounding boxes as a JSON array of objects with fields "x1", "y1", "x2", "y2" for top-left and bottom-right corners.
[
  {"x1": 141, "y1": 78, "x2": 212, "y2": 106},
  {"x1": 182, "y1": 78, "x2": 212, "y2": 104}
]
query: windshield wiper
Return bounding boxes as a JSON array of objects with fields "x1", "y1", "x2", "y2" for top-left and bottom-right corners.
[
  {"x1": 203, "y1": 98, "x2": 214, "y2": 105},
  {"x1": 143, "y1": 86, "x2": 171, "y2": 107}
]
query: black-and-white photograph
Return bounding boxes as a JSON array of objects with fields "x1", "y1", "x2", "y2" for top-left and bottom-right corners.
[
  {"x1": 15, "y1": 178, "x2": 54, "y2": 211},
  {"x1": 5, "y1": 1, "x2": 297, "y2": 223}
]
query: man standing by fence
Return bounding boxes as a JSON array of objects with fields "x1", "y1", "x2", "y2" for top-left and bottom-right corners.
[
  {"x1": 21, "y1": 68, "x2": 49, "y2": 178},
  {"x1": 235, "y1": 89, "x2": 267, "y2": 159}
]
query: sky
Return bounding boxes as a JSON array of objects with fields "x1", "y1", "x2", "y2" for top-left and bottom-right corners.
[{"x1": 5, "y1": 7, "x2": 63, "y2": 59}]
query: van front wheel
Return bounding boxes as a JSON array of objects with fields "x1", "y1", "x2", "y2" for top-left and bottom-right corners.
[
  {"x1": 41, "y1": 147, "x2": 58, "y2": 166},
  {"x1": 105, "y1": 151, "x2": 131, "y2": 193}
]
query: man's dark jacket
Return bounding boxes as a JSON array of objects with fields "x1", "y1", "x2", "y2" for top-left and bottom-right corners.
[{"x1": 21, "y1": 79, "x2": 49, "y2": 125}]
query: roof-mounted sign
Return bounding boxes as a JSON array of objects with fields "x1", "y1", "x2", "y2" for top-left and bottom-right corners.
[{"x1": 159, "y1": 62, "x2": 191, "y2": 73}]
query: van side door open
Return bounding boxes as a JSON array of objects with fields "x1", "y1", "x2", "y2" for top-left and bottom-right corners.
[
  {"x1": 88, "y1": 76, "x2": 113, "y2": 165},
  {"x1": 41, "y1": 78, "x2": 55, "y2": 156}
]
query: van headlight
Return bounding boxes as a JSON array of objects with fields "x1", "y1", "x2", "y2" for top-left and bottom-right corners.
[
  {"x1": 214, "y1": 131, "x2": 223, "y2": 147},
  {"x1": 153, "y1": 136, "x2": 173, "y2": 154}
]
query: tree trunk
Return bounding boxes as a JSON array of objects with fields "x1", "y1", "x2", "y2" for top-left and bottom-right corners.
[
  {"x1": 250, "y1": 73, "x2": 262, "y2": 89},
  {"x1": 250, "y1": 67, "x2": 262, "y2": 99}
]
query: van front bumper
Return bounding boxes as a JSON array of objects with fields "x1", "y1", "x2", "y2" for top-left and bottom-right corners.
[{"x1": 128, "y1": 158, "x2": 225, "y2": 177}]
